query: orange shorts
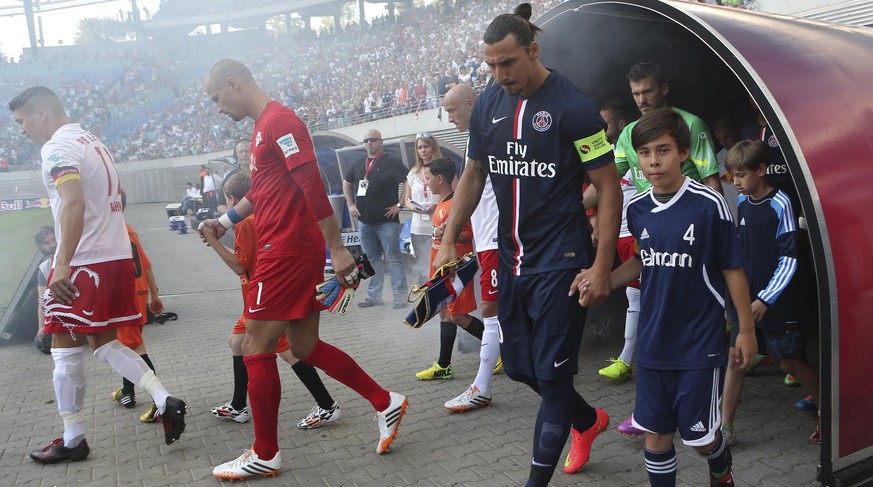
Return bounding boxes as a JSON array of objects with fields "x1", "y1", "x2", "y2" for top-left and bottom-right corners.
[
  {"x1": 447, "y1": 279, "x2": 477, "y2": 316},
  {"x1": 43, "y1": 259, "x2": 142, "y2": 334},
  {"x1": 117, "y1": 324, "x2": 144, "y2": 349},
  {"x1": 232, "y1": 315, "x2": 290, "y2": 353}
]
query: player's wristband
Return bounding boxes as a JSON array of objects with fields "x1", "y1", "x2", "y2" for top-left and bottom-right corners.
[{"x1": 218, "y1": 208, "x2": 242, "y2": 230}]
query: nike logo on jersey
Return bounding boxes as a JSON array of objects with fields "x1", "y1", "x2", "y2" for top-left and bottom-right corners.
[
  {"x1": 690, "y1": 421, "x2": 706, "y2": 433},
  {"x1": 487, "y1": 290, "x2": 498, "y2": 295},
  {"x1": 492, "y1": 116, "x2": 508, "y2": 124},
  {"x1": 248, "y1": 306, "x2": 267, "y2": 313},
  {"x1": 554, "y1": 357, "x2": 570, "y2": 368},
  {"x1": 640, "y1": 228, "x2": 650, "y2": 240}
]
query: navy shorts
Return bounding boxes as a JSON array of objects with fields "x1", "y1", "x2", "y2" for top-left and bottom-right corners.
[
  {"x1": 497, "y1": 268, "x2": 586, "y2": 381},
  {"x1": 760, "y1": 329, "x2": 807, "y2": 360},
  {"x1": 729, "y1": 323, "x2": 768, "y2": 354},
  {"x1": 632, "y1": 366, "x2": 724, "y2": 447}
]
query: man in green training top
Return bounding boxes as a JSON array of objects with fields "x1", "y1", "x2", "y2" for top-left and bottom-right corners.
[{"x1": 615, "y1": 61, "x2": 721, "y2": 194}]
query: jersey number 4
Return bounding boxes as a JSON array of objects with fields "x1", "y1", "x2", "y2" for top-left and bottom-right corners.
[{"x1": 683, "y1": 224, "x2": 695, "y2": 246}]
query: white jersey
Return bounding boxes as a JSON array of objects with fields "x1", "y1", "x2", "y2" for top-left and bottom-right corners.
[
  {"x1": 619, "y1": 169, "x2": 637, "y2": 238},
  {"x1": 471, "y1": 174, "x2": 499, "y2": 252},
  {"x1": 466, "y1": 137, "x2": 499, "y2": 252},
  {"x1": 406, "y1": 166, "x2": 441, "y2": 235},
  {"x1": 41, "y1": 123, "x2": 130, "y2": 266}
]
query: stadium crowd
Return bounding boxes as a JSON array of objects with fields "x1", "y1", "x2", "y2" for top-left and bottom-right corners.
[{"x1": 0, "y1": 0, "x2": 566, "y2": 169}]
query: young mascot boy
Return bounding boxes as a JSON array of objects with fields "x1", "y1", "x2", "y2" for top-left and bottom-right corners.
[
  {"x1": 202, "y1": 173, "x2": 342, "y2": 430},
  {"x1": 721, "y1": 139, "x2": 820, "y2": 445},
  {"x1": 575, "y1": 107, "x2": 757, "y2": 486},
  {"x1": 421, "y1": 158, "x2": 490, "y2": 410}
]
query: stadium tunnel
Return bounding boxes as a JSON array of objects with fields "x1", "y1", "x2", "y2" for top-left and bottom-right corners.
[{"x1": 537, "y1": 1, "x2": 873, "y2": 484}]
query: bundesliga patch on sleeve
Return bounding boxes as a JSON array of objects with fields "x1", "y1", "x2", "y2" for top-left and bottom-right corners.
[
  {"x1": 573, "y1": 130, "x2": 612, "y2": 163},
  {"x1": 276, "y1": 132, "x2": 300, "y2": 158}
]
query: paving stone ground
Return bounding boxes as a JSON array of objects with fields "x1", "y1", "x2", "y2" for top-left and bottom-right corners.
[{"x1": 0, "y1": 203, "x2": 822, "y2": 486}]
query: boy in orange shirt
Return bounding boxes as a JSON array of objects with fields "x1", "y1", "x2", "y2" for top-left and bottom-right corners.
[
  {"x1": 414, "y1": 158, "x2": 486, "y2": 388},
  {"x1": 202, "y1": 173, "x2": 341, "y2": 429},
  {"x1": 111, "y1": 190, "x2": 167, "y2": 423}
]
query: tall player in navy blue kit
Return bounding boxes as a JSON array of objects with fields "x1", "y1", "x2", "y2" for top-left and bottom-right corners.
[
  {"x1": 433, "y1": 4, "x2": 623, "y2": 486},
  {"x1": 577, "y1": 108, "x2": 757, "y2": 486}
]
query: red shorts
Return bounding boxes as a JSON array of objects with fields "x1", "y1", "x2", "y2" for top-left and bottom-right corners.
[
  {"x1": 43, "y1": 259, "x2": 142, "y2": 334},
  {"x1": 477, "y1": 249, "x2": 499, "y2": 302},
  {"x1": 617, "y1": 235, "x2": 640, "y2": 288},
  {"x1": 245, "y1": 253, "x2": 326, "y2": 322},
  {"x1": 232, "y1": 315, "x2": 290, "y2": 353}
]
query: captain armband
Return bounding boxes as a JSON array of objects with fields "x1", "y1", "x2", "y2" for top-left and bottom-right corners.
[{"x1": 573, "y1": 129, "x2": 612, "y2": 164}]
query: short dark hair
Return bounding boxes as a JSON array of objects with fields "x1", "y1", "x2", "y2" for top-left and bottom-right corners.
[
  {"x1": 725, "y1": 139, "x2": 769, "y2": 174},
  {"x1": 424, "y1": 158, "x2": 455, "y2": 182},
  {"x1": 631, "y1": 107, "x2": 690, "y2": 152},
  {"x1": 224, "y1": 172, "x2": 251, "y2": 200},
  {"x1": 484, "y1": 3, "x2": 543, "y2": 47},
  {"x1": 626, "y1": 61, "x2": 666, "y2": 86},
  {"x1": 8, "y1": 86, "x2": 62, "y2": 114},
  {"x1": 600, "y1": 99, "x2": 633, "y2": 125}
]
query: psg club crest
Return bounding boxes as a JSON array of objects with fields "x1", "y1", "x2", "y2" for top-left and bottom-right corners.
[
  {"x1": 532, "y1": 111, "x2": 552, "y2": 132},
  {"x1": 767, "y1": 134, "x2": 779, "y2": 148}
]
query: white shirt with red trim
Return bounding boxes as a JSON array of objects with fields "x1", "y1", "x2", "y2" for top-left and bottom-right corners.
[{"x1": 41, "y1": 123, "x2": 129, "y2": 266}]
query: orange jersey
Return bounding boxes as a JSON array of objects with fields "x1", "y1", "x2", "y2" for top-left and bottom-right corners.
[
  {"x1": 234, "y1": 215, "x2": 258, "y2": 303},
  {"x1": 126, "y1": 223, "x2": 151, "y2": 325},
  {"x1": 430, "y1": 194, "x2": 474, "y2": 265},
  {"x1": 431, "y1": 194, "x2": 476, "y2": 316}
]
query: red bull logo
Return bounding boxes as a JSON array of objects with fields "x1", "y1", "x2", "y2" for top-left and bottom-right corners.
[{"x1": 0, "y1": 197, "x2": 50, "y2": 212}]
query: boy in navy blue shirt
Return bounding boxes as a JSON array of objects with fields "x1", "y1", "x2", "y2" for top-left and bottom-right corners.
[
  {"x1": 722, "y1": 139, "x2": 821, "y2": 445},
  {"x1": 575, "y1": 108, "x2": 757, "y2": 486}
]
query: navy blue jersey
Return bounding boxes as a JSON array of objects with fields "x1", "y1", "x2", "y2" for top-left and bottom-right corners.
[
  {"x1": 737, "y1": 189, "x2": 803, "y2": 330},
  {"x1": 467, "y1": 70, "x2": 612, "y2": 275},
  {"x1": 740, "y1": 123, "x2": 798, "y2": 210},
  {"x1": 628, "y1": 177, "x2": 743, "y2": 370}
]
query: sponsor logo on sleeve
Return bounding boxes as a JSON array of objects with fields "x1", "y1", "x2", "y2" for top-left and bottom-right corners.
[
  {"x1": 574, "y1": 129, "x2": 612, "y2": 163},
  {"x1": 277, "y1": 133, "x2": 300, "y2": 158}
]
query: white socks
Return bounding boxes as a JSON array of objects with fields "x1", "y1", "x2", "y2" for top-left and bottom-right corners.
[
  {"x1": 93, "y1": 340, "x2": 169, "y2": 410},
  {"x1": 618, "y1": 287, "x2": 640, "y2": 365},
  {"x1": 472, "y1": 316, "x2": 501, "y2": 395},
  {"x1": 51, "y1": 346, "x2": 87, "y2": 446}
]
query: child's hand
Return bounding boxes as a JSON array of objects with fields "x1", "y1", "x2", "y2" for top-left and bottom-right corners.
[
  {"x1": 571, "y1": 267, "x2": 611, "y2": 307},
  {"x1": 433, "y1": 223, "x2": 446, "y2": 240},
  {"x1": 734, "y1": 329, "x2": 758, "y2": 369},
  {"x1": 149, "y1": 295, "x2": 164, "y2": 315},
  {"x1": 750, "y1": 299, "x2": 768, "y2": 322},
  {"x1": 200, "y1": 222, "x2": 218, "y2": 242}
]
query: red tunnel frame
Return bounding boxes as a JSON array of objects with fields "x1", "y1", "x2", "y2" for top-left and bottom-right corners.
[{"x1": 533, "y1": 1, "x2": 873, "y2": 484}]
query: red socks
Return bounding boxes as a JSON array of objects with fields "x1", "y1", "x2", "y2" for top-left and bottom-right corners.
[
  {"x1": 244, "y1": 354, "x2": 280, "y2": 460},
  {"x1": 303, "y1": 340, "x2": 390, "y2": 412}
]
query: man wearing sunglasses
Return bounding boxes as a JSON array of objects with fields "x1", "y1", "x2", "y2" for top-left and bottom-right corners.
[{"x1": 343, "y1": 129, "x2": 409, "y2": 309}]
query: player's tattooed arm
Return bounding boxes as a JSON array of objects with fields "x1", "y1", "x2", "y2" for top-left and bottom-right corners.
[
  {"x1": 466, "y1": 158, "x2": 488, "y2": 176},
  {"x1": 433, "y1": 157, "x2": 487, "y2": 275}
]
